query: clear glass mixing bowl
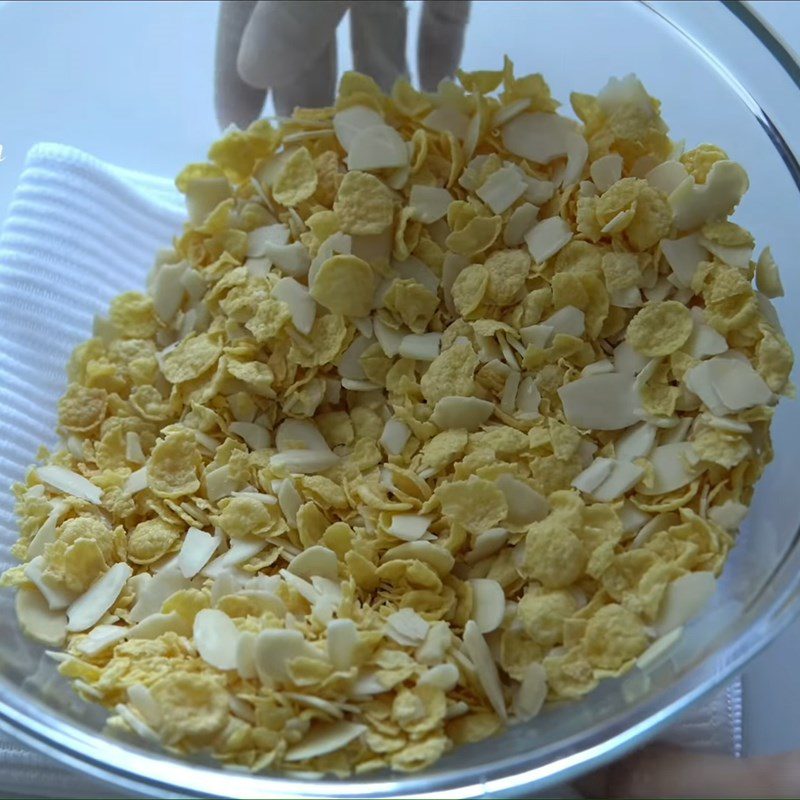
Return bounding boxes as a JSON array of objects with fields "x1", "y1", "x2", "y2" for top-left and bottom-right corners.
[{"x1": 0, "y1": 1, "x2": 799, "y2": 796}]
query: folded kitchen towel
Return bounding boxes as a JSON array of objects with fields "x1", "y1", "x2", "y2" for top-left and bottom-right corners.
[{"x1": 0, "y1": 143, "x2": 743, "y2": 797}]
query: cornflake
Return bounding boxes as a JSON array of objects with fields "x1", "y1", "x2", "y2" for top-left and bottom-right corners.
[{"x1": 6, "y1": 64, "x2": 791, "y2": 778}]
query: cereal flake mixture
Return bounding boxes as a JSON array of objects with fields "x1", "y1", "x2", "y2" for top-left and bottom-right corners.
[{"x1": 3, "y1": 62, "x2": 794, "y2": 775}]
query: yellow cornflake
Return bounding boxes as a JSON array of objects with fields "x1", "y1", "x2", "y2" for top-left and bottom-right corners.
[
  {"x1": 626, "y1": 301, "x2": 693, "y2": 357},
  {"x1": 5, "y1": 62, "x2": 791, "y2": 780}
]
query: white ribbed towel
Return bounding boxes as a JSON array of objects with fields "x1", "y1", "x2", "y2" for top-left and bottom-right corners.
[{"x1": 0, "y1": 144, "x2": 743, "y2": 797}]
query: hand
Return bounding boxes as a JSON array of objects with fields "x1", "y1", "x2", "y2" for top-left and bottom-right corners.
[
  {"x1": 214, "y1": 0, "x2": 471, "y2": 129},
  {"x1": 579, "y1": 745, "x2": 800, "y2": 798}
]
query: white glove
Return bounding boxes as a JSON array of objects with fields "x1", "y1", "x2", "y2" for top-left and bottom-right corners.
[{"x1": 214, "y1": 0, "x2": 471, "y2": 128}]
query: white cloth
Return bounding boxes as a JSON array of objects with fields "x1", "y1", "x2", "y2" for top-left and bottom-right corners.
[{"x1": 0, "y1": 144, "x2": 743, "y2": 797}]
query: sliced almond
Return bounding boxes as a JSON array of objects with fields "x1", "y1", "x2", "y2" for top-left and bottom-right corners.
[
  {"x1": 276, "y1": 419, "x2": 330, "y2": 453},
  {"x1": 669, "y1": 160, "x2": 749, "y2": 232},
  {"x1": 333, "y1": 105, "x2": 384, "y2": 151},
  {"x1": 431, "y1": 396, "x2": 493, "y2": 431},
  {"x1": 272, "y1": 276, "x2": 316, "y2": 335},
  {"x1": 386, "y1": 608, "x2": 429, "y2": 645},
  {"x1": 756, "y1": 246, "x2": 784, "y2": 299},
  {"x1": 24, "y1": 556, "x2": 75, "y2": 610},
  {"x1": 590, "y1": 459, "x2": 645, "y2": 502},
  {"x1": 462, "y1": 620, "x2": 507, "y2": 720},
  {"x1": 513, "y1": 662, "x2": 547, "y2": 720},
  {"x1": 558, "y1": 372, "x2": 640, "y2": 430},
  {"x1": 615, "y1": 422, "x2": 657, "y2": 461},
  {"x1": 466, "y1": 528, "x2": 509, "y2": 565},
  {"x1": 347, "y1": 124, "x2": 408, "y2": 171},
  {"x1": 590, "y1": 154, "x2": 623, "y2": 192},
  {"x1": 202, "y1": 538, "x2": 266, "y2": 580},
  {"x1": 127, "y1": 684, "x2": 163, "y2": 728},
  {"x1": 227, "y1": 421, "x2": 270, "y2": 451},
  {"x1": 654, "y1": 572, "x2": 716, "y2": 636},
  {"x1": 381, "y1": 541, "x2": 455, "y2": 575},
  {"x1": 193, "y1": 608, "x2": 240, "y2": 671},
  {"x1": 129, "y1": 611, "x2": 190, "y2": 640},
  {"x1": 386, "y1": 513, "x2": 433, "y2": 542},
  {"x1": 327, "y1": 618, "x2": 358, "y2": 670},
  {"x1": 254, "y1": 628, "x2": 323, "y2": 683},
  {"x1": 502, "y1": 112, "x2": 575, "y2": 163},
  {"x1": 36, "y1": 465, "x2": 102, "y2": 505},
  {"x1": 409, "y1": 185, "x2": 454, "y2": 224},
  {"x1": 503, "y1": 202, "x2": 539, "y2": 247},
  {"x1": 572, "y1": 458, "x2": 614, "y2": 494},
  {"x1": 476, "y1": 165, "x2": 527, "y2": 214},
  {"x1": 543, "y1": 306, "x2": 585, "y2": 338},
  {"x1": 636, "y1": 626, "x2": 683, "y2": 670},
  {"x1": 699, "y1": 237, "x2": 753, "y2": 269},
  {"x1": 468, "y1": 579, "x2": 505, "y2": 633},
  {"x1": 525, "y1": 216, "x2": 573, "y2": 265},
  {"x1": 497, "y1": 474, "x2": 548, "y2": 526},
  {"x1": 380, "y1": 418, "x2": 411, "y2": 455},
  {"x1": 418, "y1": 662, "x2": 459, "y2": 692},
  {"x1": 399, "y1": 332, "x2": 441, "y2": 361},
  {"x1": 247, "y1": 223, "x2": 290, "y2": 256},
  {"x1": 516, "y1": 375, "x2": 542, "y2": 418},
  {"x1": 288, "y1": 545, "x2": 339, "y2": 581},
  {"x1": 708, "y1": 500, "x2": 749, "y2": 532},
  {"x1": 645, "y1": 160, "x2": 688, "y2": 195},
  {"x1": 278, "y1": 478, "x2": 302, "y2": 526},
  {"x1": 373, "y1": 317, "x2": 406, "y2": 357},
  {"x1": 178, "y1": 527, "x2": 221, "y2": 579},
  {"x1": 67, "y1": 562, "x2": 133, "y2": 632},
  {"x1": 423, "y1": 106, "x2": 469, "y2": 140},
  {"x1": 639, "y1": 442, "x2": 703, "y2": 496},
  {"x1": 285, "y1": 721, "x2": 367, "y2": 762}
]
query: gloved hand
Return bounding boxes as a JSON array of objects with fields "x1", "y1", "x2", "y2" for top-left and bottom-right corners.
[{"x1": 214, "y1": 0, "x2": 471, "y2": 128}]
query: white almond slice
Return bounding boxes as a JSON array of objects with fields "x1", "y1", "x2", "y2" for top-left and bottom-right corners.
[
  {"x1": 558, "y1": 372, "x2": 640, "y2": 430},
  {"x1": 756, "y1": 292, "x2": 783, "y2": 334},
  {"x1": 631, "y1": 512, "x2": 678, "y2": 549},
  {"x1": 227, "y1": 421, "x2": 270, "y2": 451},
  {"x1": 285, "y1": 721, "x2": 367, "y2": 762},
  {"x1": 27, "y1": 500, "x2": 68, "y2": 560},
  {"x1": 278, "y1": 478, "x2": 302, "y2": 526},
  {"x1": 74, "y1": 625, "x2": 127, "y2": 657},
  {"x1": 660, "y1": 234, "x2": 708, "y2": 288},
  {"x1": 582, "y1": 360, "x2": 615, "y2": 376},
  {"x1": 333, "y1": 105, "x2": 385, "y2": 151},
  {"x1": 489, "y1": 97, "x2": 531, "y2": 126},
  {"x1": 614, "y1": 339, "x2": 650, "y2": 375},
  {"x1": 669, "y1": 160, "x2": 749, "y2": 232},
  {"x1": 476, "y1": 165, "x2": 527, "y2": 214},
  {"x1": 708, "y1": 357, "x2": 772, "y2": 411},
  {"x1": 684, "y1": 361, "x2": 726, "y2": 416},
  {"x1": 502, "y1": 112, "x2": 575, "y2": 163},
  {"x1": 327, "y1": 618, "x2": 358, "y2": 671},
  {"x1": 128, "y1": 611, "x2": 189, "y2": 640},
  {"x1": 381, "y1": 541, "x2": 455, "y2": 575},
  {"x1": 572, "y1": 458, "x2": 615, "y2": 494},
  {"x1": 393, "y1": 255, "x2": 440, "y2": 294},
  {"x1": 203, "y1": 464, "x2": 234, "y2": 503},
  {"x1": 386, "y1": 608, "x2": 429, "y2": 645},
  {"x1": 466, "y1": 528, "x2": 509, "y2": 564},
  {"x1": 254, "y1": 629, "x2": 323, "y2": 683},
  {"x1": 525, "y1": 216, "x2": 573, "y2": 265},
  {"x1": 387, "y1": 513, "x2": 433, "y2": 542},
  {"x1": 562, "y1": 132, "x2": 589, "y2": 187},
  {"x1": 150, "y1": 260, "x2": 187, "y2": 323},
  {"x1": 284, "y1": 692, "x2": 346, "y2": 720},
  {"x1": 16, "y1": 587, "x2": 67, "y2": 646},
  {"x1": 590, "y1": 154, "x2": 623, "y2": 192},
  {"x1": 373, "y1": 317, "x2": 406, "y2": 358},
  {"x1": 699, "y1": 238, "x2": 753, "y2": 269},
  {"x1": 636, "y1": 627, "x2": 684, "y2": 670},
  {"x1": 247, "y1": 223, "x2": 290, "y2": 257},
  {"x1": 409, "y1": 185, "x2": 454, "y2": 224},
  {"x1": 178, "y1": 527, "x2": 221, "y2": 579},
  {"x1": 610, "y1": 286, "x2": 642, "y2": 308},
  {"x1": 645, "y1": 160, "x2": 689, "y2": 195},
  {"x1": 399, "y1": 332, "x2": 441, "y2": 361},
  {"x1": 347, "y1": 124, "x2": 408, "y2": 171},
  {"x1": 497, "y1": 474, "x2": 548, "y2": 526},
  {"x1": 708, "y1": 500, "x2": 749, "y2": 531},
  {"x1": 618, "y1": 502, "x2": 651, "y2": 535},
  {"x1": 418, "y1": 662, "x2": 460, "y2": 692},
  {"x1": 756, "y1": 246, "x2": 784, "y2": 298},
  {"x1": 271, "y1": 450, "x2": 339, "y2": 475},
  {"x1": 125, "y1": 431, "x2": 146, "y2": 465},
  {"x1": 503, "y1": 202, "x2": 539, "y2": 247},
  {"x1": 516, "y1": 375, "x2": 542, "y2": 418},
  {"x1": 468, "y1": 579, "x2": 505, "y2": 634},
  {"x1": 337, "y1": 335, "x2": 372, "y2": 380},
  {"x1": 644, "y1": 277, "x2": 673, "y2": 303},
  {"x1": 415, "y1": 621, "x2": 453, "y2": 665},
  {"x1": 615, "y1": 422, "x2": 657, "y2": 461},
  {"x1": 262, "y1": 241, "x2": 311, "y2": 278},
  {"x1": 67, "y1": 562, "x2": 132, "y2": 632},
  {"x1": 462, "y1": 620, "x2": 507, "y2": 720},
  {"x1": 184, "y1": 175, "x2": 232, "y2": 225},
  {"x1": 352, "y1": 316, "x2": 373, "y2": 341},
  {"x1": 272, "y1": 276, "x2": 316, "y2": 335},
  {"x1": 579, "y1": 180, "x2": 598, "y2": 197},
  {"x1": 235, "y1": 631, "x2": 257, "y2": 680},
  {"x1": 543, "y1": 306, "x2": 585, "y2": 338},
  {"x1": 36, "y1": 465, "x2": 102, "y2": 505},
  {"x1": 193, "y1": 608, "x2": 240, "y2": 671},
  {"x1": 25, "y1": 556, "x2": 76, "y2": 610},
  {"x1": 514, "y1": 662, "x2": 547, "y2": 720},
  {"x1": 523, "y1": 176, "x2": 555, "y2": 205},
  {"x1": 341, "y1": 378, "x2": 380, "y2": 392},
  {"x1": 639, "y1": 442, "x2": 702, "y2": 496},
  {"x1": 598, "y1": 74, "x2": 653, "y2": 115},
  {"x1": 276, "y1": 419, "x2": 330, "y2": 453},
  {"x1": 431, "y1": 396, "x2": 494, "y2": 431},
  {"x1": 128, "y1": 684, "x2": 162, "y2": 729},
  {"x1": 180, "y1": 266, "x2": 207, "y2": 303},
  {"x1": 423, "y1": 106, "x2": 469, "y2": 140},
  {"x1": 704, "y1": 414, "x2": 751, "y2": 434},
  {"x1": 309, "y1": 232, "x2": 353, "y2": 287},
  {"x1": 288, "y1": 545, "x2": 339, "y2": 582},
  {"x1": 601, "y1": 206, "x2": 636, "y2": 234},
  {"x1": 203, "y1": 538, "x2": 266, "y2": 580},
  {"x1": 590, "y1": 460, "x2": 645, "y2": 502},
  {"x1": 500, "y1": 371, "x2": 521, "y2": 414},
  {"x1": 129, "y1": 565, "x2": 187, "y2": 623},
  {"x1": 380, "y1": 419, "x2": 411, "y2": 456},
  {"x1": 520, "y1": 324, "x2": 554, "y2": 349},
  {"x1": 654, "y1": 572, "x2": 716, "y2": 636},
  {"x1": 685, "y1": 314, "x2": 729, "y2": 360}
]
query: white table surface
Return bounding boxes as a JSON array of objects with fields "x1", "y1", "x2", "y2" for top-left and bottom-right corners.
[{"x1": 0, "y1": 0, "x2": 799, "y2": 792}]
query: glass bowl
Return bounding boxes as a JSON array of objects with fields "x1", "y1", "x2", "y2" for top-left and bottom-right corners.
[{"x1": 1, "y1": 1, "x2": 799, "y2": 796}]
